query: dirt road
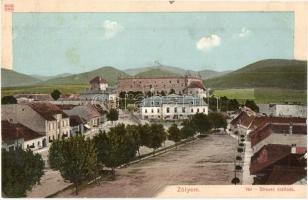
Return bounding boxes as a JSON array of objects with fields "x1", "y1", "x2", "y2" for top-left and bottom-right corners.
[{"x1": 56, "y1": 134, "x2": 237, "y2": 198}]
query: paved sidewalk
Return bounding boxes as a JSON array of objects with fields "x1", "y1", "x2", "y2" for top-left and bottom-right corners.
[{"x1": 242, "y1": 140, "x2": 254, "y2": 184}]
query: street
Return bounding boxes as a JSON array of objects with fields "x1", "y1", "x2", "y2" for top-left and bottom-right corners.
[{"x1": 56, "y1": 134, "x2": 237, "y2": 198}]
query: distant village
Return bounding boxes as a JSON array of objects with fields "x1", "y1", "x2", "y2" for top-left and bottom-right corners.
[{"x1": 1, "y1": 73, "x2": 307, "y2": 197}]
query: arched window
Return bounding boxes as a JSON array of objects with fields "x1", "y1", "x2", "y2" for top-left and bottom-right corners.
[
  {"x1": 167, "y1": 107, "x2": 170, "y2": 113},
  {"x1": 145, "y1": 109, "x2": 148, "y2": 113},
  {"x1": 174, "y1": 107, "x2": 177, "y2": 113}
]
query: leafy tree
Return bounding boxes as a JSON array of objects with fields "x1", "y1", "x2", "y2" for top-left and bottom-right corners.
[
  {"x1": 2, "y1": 148, "x2": 44, "y2": 197},
  {"x1": 51, "y1": 89, "x2": 61, "y2": 100},
  {"x1": 1, "y1": 95, "x2": 17, "y2": 104},
  {"x1": 167, "y1": 124, "x2": 181, "y2": 148},
  {"x1": 245, "y1": 100, "x2": 259, "y2": 112},
  {"x1": 180, "y1": 124, "x2": 195, "y2": 139},
  {"x1": 229, "y1": 99, "x2": 240, "y2": 111},
  {"x1": 48, "y1": 136, "x2": 97, "y2": 195},
  {"x1": 138, "y1": 123, "x2": 152, "y2": 147},
  {"x1": 191, "y1": 113, "x2": 212, "y2": 134},
  {"x1": 231, "y1": 177, "x2": 240, "y2": 185},
  {"x1": 119, "y1": 91, "x2": 126, "y2": 99},
  {"x1": 107, "y1": 108, "x2": 119, "y2": 122},
  {"x1": 169, "y1": 88, "x2": 176, "y2": 94},
  {"x1": 94, "y1": 124, "x2": 138, "y2": 175},
  {"x1": 126, "y1": 124, "x2": 142, "y2": 156},
  {"x1": 160, "y1": 90, "x2": 166, "y2": 96},
  {"x1": 208, "y1": 112, "x2": 227, "y2": 130},
  {"x1": 48, "y1": 139, "x2": 64, "y2": 170},
  {"x1": 147, "y1": 123, "x2": 167, "y2": 153}
]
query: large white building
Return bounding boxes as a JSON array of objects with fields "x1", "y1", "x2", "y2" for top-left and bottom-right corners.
[
  {"x1": 140, "y1": 94, "x2": 208, "y2": 120},
  {"x1": 258, "y1": 103, "x2": 307, "y2": 118}
]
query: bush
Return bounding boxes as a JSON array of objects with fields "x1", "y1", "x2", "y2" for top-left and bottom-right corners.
[
  {"x1": 236, "y1": 156, "x2": 242, "y2": 161},
  {"x1": 231, "y1": 177, "x2": 240, "y2": 185}
]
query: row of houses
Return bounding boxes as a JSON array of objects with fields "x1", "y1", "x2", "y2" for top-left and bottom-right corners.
[
  {"x1": 1, "y1": 102, "x2": 107, "y2": 152},
  {"x1": 230, "y1": 108, "x2": 307, "y2": 184}
]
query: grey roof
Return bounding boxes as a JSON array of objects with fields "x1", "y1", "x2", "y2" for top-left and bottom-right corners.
[
  {"x1": 63, "y1": 105, "x2": 102, "y2": 122},
  {"x1": 141, "y1": 94, "x2": 207, "y2": 107}
]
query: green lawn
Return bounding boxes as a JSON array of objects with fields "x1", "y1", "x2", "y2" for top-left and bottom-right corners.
[
  {"x1": 214, "y1": 88, "x2": 306, "y2": 104},
  {"x1": 1, "y1": 84, "x2": 88, "y2": 97}
]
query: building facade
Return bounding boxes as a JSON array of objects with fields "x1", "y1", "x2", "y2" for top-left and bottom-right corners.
[
  {"x1": 258, "y1": 103, "x2": 307, "y2": 118},
  {"x1": 1, "y1": 102, "x2": 70, "y2": 145},
  {"x1": 140, "y1": 94, "x2": 208, "y2": 120},
  {"x1": 117, "y1": 75, "x2": 205, "y2": 95}
]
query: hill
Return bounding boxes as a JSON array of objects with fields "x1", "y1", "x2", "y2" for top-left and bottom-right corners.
[
  {"x1": 43, "y1": 66, "x2": 128, "y2": 86},
  {"x1": 134, "y1": 68, "x2": 181, "y2": 77},
  {"x1": 125, "y1": 65, "x2": 230, "y2": 80},
  {"x1": 31, "y1": 73, "x2": 72, "y2": 81},
  {"x1": 124, "y1": 65, "x2": 186, "y2": 76},
  {"x1": 198, "y1": 69, "x2": 231, "y2": 80},
  {"x1": 1, "y1": 68, "x2": 41, "y2": 87},
  {"x1": 205, "y1": 59, "x2": 307, "y2": 90}
]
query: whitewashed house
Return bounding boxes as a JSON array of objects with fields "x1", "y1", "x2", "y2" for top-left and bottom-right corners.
[{"x1": 140, "y1": 94, "x2": 208, "y2": 120}]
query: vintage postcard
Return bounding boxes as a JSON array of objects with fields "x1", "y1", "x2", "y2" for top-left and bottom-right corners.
[{"x1": 1, "y1": 0, "x2": 307, "y2": 198}]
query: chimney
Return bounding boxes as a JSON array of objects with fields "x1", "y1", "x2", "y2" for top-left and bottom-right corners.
[
  {"x1": 289, "y1": 122, "x2": 293, "y2": 135},
  {"x1": 291, "y1": 144, "x2": 297, "y2": 154}
]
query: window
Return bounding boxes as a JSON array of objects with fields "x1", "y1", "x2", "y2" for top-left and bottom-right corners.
[
  {"x1": 203, "y1": 108, "x2": 205, "y2": 112},
  {"x1": 191, "y1": 108, "x2": 194, "y2": 113},
  {"x1": 174, "y1": 107, "x2": 177, "y2": 113},
  {"x1": 157, "y1": 108, "x2": 160, "y2": 113},
  {"x1": 197, "y1": 108, "x2": 200, "y2": 113},
  {"x1": 177, "y1": 80, "x2": 179, "y2": 83},
  {"x1": 49, "y1": 123, "x2": 51, "y2": 130},
  {"x1": 167, "y1": 107, "x2": 170, "y2": 113},
  {"x1": 169, "y1": 81, "x2": 172, "y2": 83},
  {"x1": 145, "y1": 109, "x2": 148, "y2": 113},
  {"x1": 38, "y1": 141, "x2": 40, "y2": 146},
  {"x1": 182, "y1": 107, "x2": 186, "y2": 113},
  {"x1": 151, "y1": 109, "x2": 154, "y2": 113}
]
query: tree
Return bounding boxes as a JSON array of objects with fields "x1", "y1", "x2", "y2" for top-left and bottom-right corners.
[
  {"x1": 245, "y1": 100, "x2": 259, "y2": 112},
  {"x1": 126, "y1": 124, "x2": 142, "y2": 156},
  {"x1": 107, "y1": 108, "x2": 119, "y2": 122},
  {"x1": 48, "y1": 136, "x2": 97, "y2": 195},
  {"x1": 51, "y1": 89, "x2": 61, "y2": 100},
  {"x1": 1, "y1": 95, "x2": 17, "y2": 104},
  {"x1": 138, "y1": 123, "x2": 152, "y2": 147},
  {"x1": 169, "y1": 88, "x2": 175, "y2": 94},
  {"x1": 191, "y1": 113, "x2": 212, "y2": 134},
  {"x1": 160, "y1": 90, "x2": 166, "y2": 96},
  {"x1": 48, "y1": 139, "x2": 64, "y2": 170},
  {"x1": 147, "y1": 123, "x2": 167, "y2": 153},
  {"x1": 208, "y1": 112, "x2": 227, "y2": 130},
  {"x1": 93, "y1": 124, "x2": 138, "y2": 175},
  {"x1": 2, "y1": 148, "x2": 44, "y2": 197},
  {"x1": 229, "y1": 99, "x2": 240, "y2": 111},
  {"x1": 180, "y1": 124, "x2": 195, "y2": 139},
  {"x1": 167, "y1": 124, "x2": 181, "y2": 148}
]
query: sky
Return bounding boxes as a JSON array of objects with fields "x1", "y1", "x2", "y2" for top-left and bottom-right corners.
[{"x1": 12, "y1": 12, "x2": 294, "y2": 76}]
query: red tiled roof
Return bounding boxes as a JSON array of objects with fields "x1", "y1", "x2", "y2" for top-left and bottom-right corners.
[
  {"x1": 249, "y1": 123, "x2": 307, "y2": 147},
  {"x1": 90, "y1": 76, "x2": 107, "y2": 84},
  {"x1": 250, "y1": 144, "x2": 306, "y2": 174},
  {"x1": 249, "y1": 116, "x2": 306, "y2": 130},
  {"x1": 186, "y1": 81, "x2": 206, "y2": 90},
  {"x1": 2, "y1": 120, "x2": 43, "y2": 142},
  {"x1": 230, "y1": 111, "x2": 256, "y2": 127},
  {"x1": 27, "y1": 102, "x2": 69, "y2": 121},
  {"x1": 265, "y1": 165, "x2": 307, "y2": 185}
]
